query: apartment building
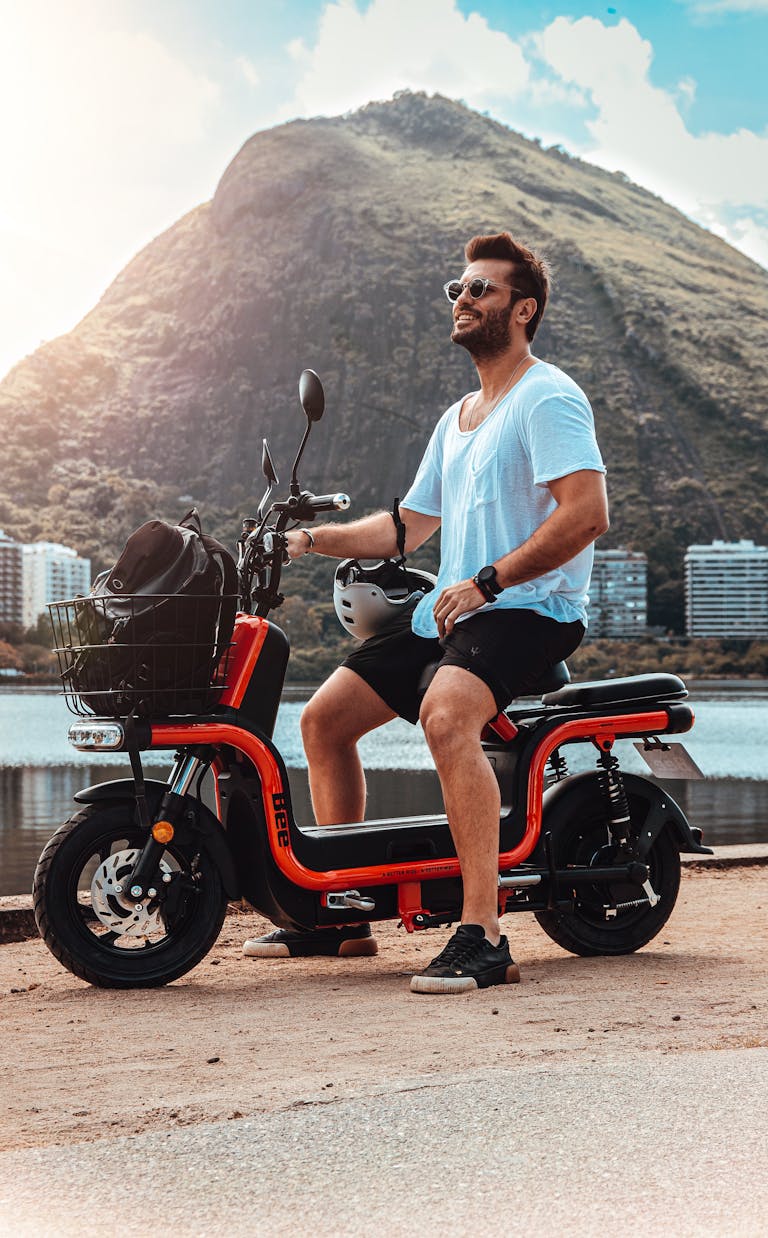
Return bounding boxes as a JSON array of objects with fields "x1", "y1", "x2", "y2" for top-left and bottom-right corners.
[
  {"x1": 588, "y1": 548, "x2": 647, "y2": 638},
  {"x1": 21, "y1": 542, "x2": 92, "y2": 628},
  {"x1": 0, "y1": 531, "x2": 23, "y2": 624},
  {"x1": 685, "y1": 540, "x2": 768, "y2": 638}
]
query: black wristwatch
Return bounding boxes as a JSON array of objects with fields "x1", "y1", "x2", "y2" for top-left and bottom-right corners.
[{"x1": 472, "y1": 564, "x2": 503, "y2": 603}]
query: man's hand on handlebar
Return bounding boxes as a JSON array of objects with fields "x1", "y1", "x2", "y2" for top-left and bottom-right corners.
[
  {"x1": 283, "y1": 506, "x2": 442, "y2": 564},
  {"x1": 285, "y1": 529, "x2": 314, "y2": 559}
]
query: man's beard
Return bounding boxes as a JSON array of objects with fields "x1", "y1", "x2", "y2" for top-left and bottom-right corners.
[{"x1": 451, "y1": 303, "x2": 514, "y2": 360}]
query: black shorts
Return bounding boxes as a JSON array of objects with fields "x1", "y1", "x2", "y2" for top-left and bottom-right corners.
[{"x1": 341, "y1": 607, "x2": 585, "y2": 724}]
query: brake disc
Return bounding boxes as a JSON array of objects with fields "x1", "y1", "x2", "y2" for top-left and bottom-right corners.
[{"x1": 90, "y1": 848, "x2": 173, "y2": 937}]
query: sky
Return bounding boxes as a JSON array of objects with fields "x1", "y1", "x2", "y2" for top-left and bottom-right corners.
[{"x1": 1, "y1": 0, "x2": 767, "y2": 380}]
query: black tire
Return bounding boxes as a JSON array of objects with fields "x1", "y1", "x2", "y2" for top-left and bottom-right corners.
[
  {"x1": 33, "y1": 801, "x2": 228, "y2": 988},
  {"x1": 534, "y1": 784, "x2": 681, "y2": 957}
]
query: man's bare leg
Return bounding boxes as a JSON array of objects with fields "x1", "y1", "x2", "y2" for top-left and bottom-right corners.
[
  {"x1": 300, "y1": 667, "x2": 397, "y2": 825},
  {"x1": 243, "y1": 668, "x2": 394, "y2": 959},
  {"x1": 419, "y1": 665, "x2": 502, "y2": 943}
]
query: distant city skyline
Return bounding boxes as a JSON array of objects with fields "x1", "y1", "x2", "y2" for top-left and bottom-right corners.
[
  {"x1": 0, "y1": 533, "x2": 90, "y2": 629},
  {"x1": 2, "y1": 531, "x2": 766, "y2": 643},
  {"x1": 1, "y1": 0, "x2": 767, "y2": 381}
]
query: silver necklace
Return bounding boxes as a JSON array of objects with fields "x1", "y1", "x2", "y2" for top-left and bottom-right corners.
[{"x1": 465, "y1": 354, "x2": 535, "y2": 431}]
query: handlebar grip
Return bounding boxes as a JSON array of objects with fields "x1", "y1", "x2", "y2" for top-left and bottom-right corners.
[{"x1": 307, "y1": 493, "x2": 350, "y2": 512}]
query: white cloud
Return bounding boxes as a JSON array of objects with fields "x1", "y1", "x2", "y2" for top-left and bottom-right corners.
[
  {"x1": 285, "y1": 0, "x2": 529, "y2": 118},
  {"x1": 535, "y1": 16, "x2": 768, "y2": 267},
  {"x1": 698, "y1": 210, "x2": 768, "y2": 268},
  {"x1": 0, "y1": 6, "x2": 219, "y2": 196},
  {"x1": 237, "y1": 55, "x2": 260, "y2": 87},
  {"x1": 723, "y1": 216, "x2": 768, "y2": 267},
  {"x1": 0, "y1": 0, "x2": 223, "y2": 378}
]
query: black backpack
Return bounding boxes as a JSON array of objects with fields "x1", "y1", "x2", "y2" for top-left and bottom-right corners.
[{"x1": 60, "y1": 509, "x2": 237, "y2": 717}]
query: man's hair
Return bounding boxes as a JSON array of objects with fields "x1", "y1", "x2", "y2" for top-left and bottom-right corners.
[{"x1": 464, "y1": 232, "x2": 550, "y2": 341}]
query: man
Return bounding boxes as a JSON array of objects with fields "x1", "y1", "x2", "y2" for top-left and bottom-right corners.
[{"x1": 244, "y1": 231, "x2": 608, "y2": 994}]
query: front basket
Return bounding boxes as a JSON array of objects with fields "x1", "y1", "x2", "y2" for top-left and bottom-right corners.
[{"x1": 49, "y1": 593, "x2": 236, "y2": 718}]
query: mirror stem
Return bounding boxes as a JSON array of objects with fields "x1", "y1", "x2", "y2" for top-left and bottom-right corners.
[{"x1": 289, "y1": 420, "x2": 312, "y2": 495}]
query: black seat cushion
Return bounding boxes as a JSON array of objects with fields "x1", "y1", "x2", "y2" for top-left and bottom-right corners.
[
  {"x1": 542, "y1": 672, "x2": 687, "y2": 707},
  {"x1": 531, "y1": 660, "x2": 570, "y2": 696}
]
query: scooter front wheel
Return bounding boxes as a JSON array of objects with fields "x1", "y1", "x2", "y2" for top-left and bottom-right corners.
[
  {"x1": 534, "y1": 795, "x2": 681, "y2": 957},
  {"x1": 33, "y1": 801, "x2": 228, "y2": 988}
]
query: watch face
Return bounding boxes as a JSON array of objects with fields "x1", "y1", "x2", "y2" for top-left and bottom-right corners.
[{"x1": 475, "y1": 566, "x2": 502, "y2": 597}]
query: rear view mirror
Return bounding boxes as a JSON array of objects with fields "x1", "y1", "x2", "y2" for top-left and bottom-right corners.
[
  {"x1": 290, "y1": 370, "x2": 325, "y2": 494},
  {"x1": 299, "y1": 369, "x2": 325, "y2": 423},
  {"x1": 261, "y1": 439, "x2": 278, "y2": 485}
]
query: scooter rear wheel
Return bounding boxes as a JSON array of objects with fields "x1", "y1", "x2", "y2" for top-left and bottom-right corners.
[
  {"x1": 534, "y1": 795, "x2": 681, "y2": 957},
  {"x1": 33, "y1": 801, "x2": 228, "y2": 988}
]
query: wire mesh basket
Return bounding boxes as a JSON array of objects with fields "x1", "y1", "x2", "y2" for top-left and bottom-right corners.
[{"x1": 49, "y1": 593, "x2": 237, "y2": 718}]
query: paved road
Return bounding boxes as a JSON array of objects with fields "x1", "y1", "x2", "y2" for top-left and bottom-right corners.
[{"x1": 1, "y1": 1047, "x2": 766, "y2": 1236}]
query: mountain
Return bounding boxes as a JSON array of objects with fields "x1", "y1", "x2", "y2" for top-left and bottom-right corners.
[{"x1": 1, "y1": 91, "x2": 766, "y2": 626}]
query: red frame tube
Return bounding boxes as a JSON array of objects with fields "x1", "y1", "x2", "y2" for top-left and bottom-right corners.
[
  {"x1": 150, "y1": 706, "x2": 686, "y2": 893},
  {"x1": 217, "y1": 615, "x2": 270, "y2": 710}
]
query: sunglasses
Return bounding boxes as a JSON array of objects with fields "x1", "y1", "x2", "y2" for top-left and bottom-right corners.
[{"x1": 443, "y1": 277, "x2": 523, "y2": 303}]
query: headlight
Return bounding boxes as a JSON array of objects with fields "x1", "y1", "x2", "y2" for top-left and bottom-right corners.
[{"x1": 68, "y1": 722, "x2": 125, "y2": 751}]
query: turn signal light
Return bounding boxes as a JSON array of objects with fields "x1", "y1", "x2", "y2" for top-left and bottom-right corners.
[{"x1": 152, "y1": 820, "x2": 175, "y2": 844}]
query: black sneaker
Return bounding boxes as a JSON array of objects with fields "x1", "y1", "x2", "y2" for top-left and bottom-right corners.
[
  {"x1": 243, "y1": 923, "x2": 378, "y2": 959},
  {"x1": 410, "y1": 924, "x2": 521, "y2": 994}
]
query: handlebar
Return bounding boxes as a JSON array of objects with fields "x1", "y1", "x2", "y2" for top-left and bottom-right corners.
[
  {"x1": 238, "y1": 491, "x2": 351, "y2": 617},
  {"x1": 306, "y1": 492, "x2": 351, "y2": 512},
  {"x1": 273, "y1": 491, "x2": 350, "y2": 518}
]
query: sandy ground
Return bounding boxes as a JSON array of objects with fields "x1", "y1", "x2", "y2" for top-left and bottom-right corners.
[{"x1": 1, "y1": 865, "x2": 766, "y2": 1154}]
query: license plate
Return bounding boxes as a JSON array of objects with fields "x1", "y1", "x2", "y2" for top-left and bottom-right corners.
[{"x1": 633, "y1": 741, "x2": 704, "y2": 780}]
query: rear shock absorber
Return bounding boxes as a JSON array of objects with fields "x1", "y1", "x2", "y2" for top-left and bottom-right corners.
[
  {"x1": 545, "y1": 747, "x2": 569, "y2": 785},
  {"x1": 596, "y1": 743, "x2": 632, "y2": 850}
]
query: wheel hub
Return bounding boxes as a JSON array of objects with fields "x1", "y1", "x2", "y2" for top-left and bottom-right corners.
[{"x1": 90, "y1": 848, "x2": 172, "y2": 936}]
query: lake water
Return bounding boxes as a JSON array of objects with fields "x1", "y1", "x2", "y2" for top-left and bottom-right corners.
[{"x1": 1, "y1": 686, "x2": 767, "y2": 896}]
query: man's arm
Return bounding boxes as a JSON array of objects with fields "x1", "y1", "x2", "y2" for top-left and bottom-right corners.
[
  {"x1": 286, "y1": 505, "x2": 440, "y2": 560},
  {"x1": 495, "y1": 469, "x2": 609, "y2": 587},
  {"x1": 432, "y1": 470, "x2": 608, "y2": 636}
]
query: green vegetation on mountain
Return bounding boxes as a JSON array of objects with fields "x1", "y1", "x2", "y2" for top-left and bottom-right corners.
[{"x1": 0, "y1": 91, "x2": 766, "y2": 645}]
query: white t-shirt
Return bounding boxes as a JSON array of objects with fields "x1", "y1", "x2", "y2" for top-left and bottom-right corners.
[{"x1": 402, "y1": 361, "x2": 606, "y2": 639}]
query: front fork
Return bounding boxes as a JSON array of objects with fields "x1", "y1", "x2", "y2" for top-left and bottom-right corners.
[{"x1": 125, "y1": 751, "x2": 209, "y2": 900}]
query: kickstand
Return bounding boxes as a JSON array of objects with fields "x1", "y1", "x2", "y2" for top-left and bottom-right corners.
[{"x1": 544, "y1": 830, "x2": 557, "y2": 910}]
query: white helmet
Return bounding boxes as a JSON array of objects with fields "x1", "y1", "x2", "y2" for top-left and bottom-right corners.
[{"x1": 333, "y1": 558, "x2": 437, "y2": 641}]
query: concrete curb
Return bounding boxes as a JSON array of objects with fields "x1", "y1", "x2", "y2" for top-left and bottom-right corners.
[
  {"x1": 0, "y1": 896, "x2": 37, "y2": 945},
  {"x1": 2, "y1": 845, "x2": 766, "y2": 946},
  {"x1": 683, "y1": 843, "x2": 768, "y2": 870}
]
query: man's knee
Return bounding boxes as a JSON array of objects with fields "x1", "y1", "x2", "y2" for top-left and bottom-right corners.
[
  {"x1": 420, "y1": 668, "x2": 495, "y2": 756},
  {"x1": 420, "y1": 697, "x2": 465, "y2": 756},
  {"x1": 300, "y1": 691, "x2": 337, "y2": 749},
  {"x1": 301, "y1": 671, "x2": 385, "y2": 750}
]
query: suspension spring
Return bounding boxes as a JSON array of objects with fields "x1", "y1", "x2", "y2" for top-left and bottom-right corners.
[
  {"x1": 604, "y1": 896, "x2": 652, "y2": 918},
  {"x1": 546, "y1": 748, "x2": 569, "y2": 783},
  {"x1": 596, "y1": 749, "x2": 632, "y2": 846}
]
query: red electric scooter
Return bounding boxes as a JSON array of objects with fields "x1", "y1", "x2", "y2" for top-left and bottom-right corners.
[{"x1": 34, "y1": 370, "x2": 711, "y2": 988}]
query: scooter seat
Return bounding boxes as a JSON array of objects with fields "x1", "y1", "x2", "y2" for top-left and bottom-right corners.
[
  {"x1": 542, "y1": 672, "x2": 687, "y2": 708},
  {"x1": 531, "y1": 660, "x2": 570, "y2": 695}
]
